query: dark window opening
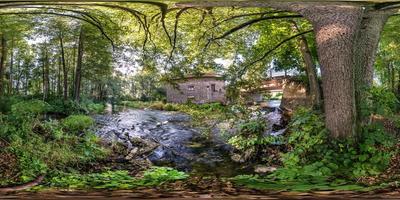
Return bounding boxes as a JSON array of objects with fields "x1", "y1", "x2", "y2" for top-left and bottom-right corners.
[{"x1": 211, "y1": 84, "x2": 216, "y2": 92}]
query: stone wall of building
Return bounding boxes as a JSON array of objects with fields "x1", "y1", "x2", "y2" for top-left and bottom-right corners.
[
  {"x1": 166, "y1": 77, "x2": 226, "y2": 104},
  {"x1": 280, "y1": 81, "x2": 310, "y2": 110}
]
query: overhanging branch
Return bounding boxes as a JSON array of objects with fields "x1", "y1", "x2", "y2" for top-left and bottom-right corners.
[{"x1": 237, "y1": 29, "x2": 313, "y2": 78}]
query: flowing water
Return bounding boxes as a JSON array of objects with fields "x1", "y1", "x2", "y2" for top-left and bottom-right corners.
[{"x1": 94, "y1": 101, "x2": 285, "y2": 177}]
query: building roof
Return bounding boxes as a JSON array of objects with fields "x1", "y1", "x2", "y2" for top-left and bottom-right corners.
[{"x1": 173, "y1": 73, "x2": 224, "y2": 81}]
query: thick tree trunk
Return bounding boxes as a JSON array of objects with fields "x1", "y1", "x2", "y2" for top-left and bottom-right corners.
[
  {"x1": 74, "y1": 27, "x2": 84, "y2": 102},
  {"x1": 59, "y1": 33, "x2": 68, "y2": 101},
  {"x1": 354, "y1": 10, "x2": 393, "y2": 124},
  {"x1": 0, "y1": 35, "x2": 7, "y2": 96},
  {"x1": 294, "y1": 5, "x2": 364, "y2": 139},
  {"x1": 291, "y1": 21, "x2": 322, "y2": 108}
]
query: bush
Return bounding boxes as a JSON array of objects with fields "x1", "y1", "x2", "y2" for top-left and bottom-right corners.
[
  {"x1": 86, "y1": 103, "x2": 105, "y2": 114},
  {"x1": 62, "y1": 115, "x2": 95, "y2": 134},
  {"x1": 46, "y1": 99, "x2": 86, "y2": 115},
  {"x1": 274, "y1": 108, "x2": 397, "y2": 182},
  {"x1": 148, "y1": 102, "x2": 165, "y2": 110},
  {"x1": 0, "y1": 96, "x2": 24, "y2": 114},
  {"x1": 0, "y1": 117, "x2": 107, "y2": 186},
  {"x1": 362, "y1": 86, "x2": 399, "y2": 117},
  {"x1": 11, "y1": 100, "x2": 49, "y2": 117},
  {"x1": 163, "y1": 103, "x2": 179, "y2": 111}
]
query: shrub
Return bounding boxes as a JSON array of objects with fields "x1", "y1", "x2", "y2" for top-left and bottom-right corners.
[
  {"x1": 11, "y1": 100, "x2": 49, "y2": 117},
  {"x1": 0, "y1": 113, "x2": 107, "y2": 186},
  {"x1": 148, "y1": 102, "x2": 165, "y2": 110},
  {"x1": 163, "y1": 103, "x2": 179, "y2": 111},
  {"x1": 0, "y1": 96, "x2": 23, "y2": 114},
  {"x1": 86, "y1": 103, "x2": 105, "y2": 114},
  {"x1": 62, "y1": 115, "x2": 95, "y2": 134},
  {"x1": 274, "y1": 107, "x2": 397, "y2": 182},
  {"x1": 46, "y1": 99, "x2": 86, "y2": 115},
  {"x1": 362, "y1": 86, "x2": 399, "y2": 117}
]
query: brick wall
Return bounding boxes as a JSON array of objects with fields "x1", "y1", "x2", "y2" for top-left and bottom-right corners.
[{"x1": 165, "y1": 78, "x2": 226, "y2": 104}]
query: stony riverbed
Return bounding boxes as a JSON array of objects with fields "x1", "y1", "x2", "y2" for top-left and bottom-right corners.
[{"x1": 94, "y1": 105, "x2": 286, "y2": 177}]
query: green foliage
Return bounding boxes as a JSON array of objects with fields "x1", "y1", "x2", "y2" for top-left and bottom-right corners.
[
  {"x1": 0, "y1": 96, "x2": 24, "y2": 113},
  {"x1": 46, "y1": 99, "x2": 82, "y2": 115},
  {"x1": 86, "y1": 103, "x2": 105, "y2": 114},
  {"x1": 48, "y1": 170, "x2": 137, "y2": 190},
  {"x1": 231, "y1": 174, "x2": 380, "y2": 192},
  {"x1": 273, "y1": 108, "x2": 397, "y2": 183},
  {"x1": 11, "y1": 100, "x2": 49, "y2": 118},
  {"x1": 140, "y1": 166, "x2": 189, "y2": 186},
  {"x1": 228, "y1": 119, "x2": 273, "y2": 150},
  {"x1": 231, "y1": 108, "x2": 397, "y2": 191},
  {"x1": 47, "y1": 99, "x2": 105, "y2": 115},
  {"x1": 362, "y1": 86, "x2": 399, "y2": 117},
  {"x1": 62, "y1": 115, "x2": 95, "y2": 135},
  {"x1": 46, "y1": 167, "x2": 188, "y2": 190},
  {"x1": 0, "y1": 113, "x2": 108, "y2": 186}
]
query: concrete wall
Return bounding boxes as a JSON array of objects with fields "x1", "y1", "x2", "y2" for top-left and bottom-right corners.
[{"x1": 166, "y1": 78, "x2": 226, "y2": 104}]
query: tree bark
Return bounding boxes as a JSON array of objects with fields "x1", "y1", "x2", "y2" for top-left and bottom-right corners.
[
  {"x1": 291, "y1": 4, "x2": 364, "y2": 139},
  {"x1": 397, "y1": 69, "x2": 400, "y2": 97},
  {"x1": 291, "y1": 21, "x2": 322, "y2": 108},
  {"x1": 42, "y1": 45, "x2": 50, "y2": 100},
  {"x1": 74, "y1": 27, "x2": 84, "y2": 102},
  {"x1": 57, "y1": 56, "x2": 62, "y2": 96},
  {"x1": 0, "y1": 35, "x2": 7, "y2": 96},
  {"x1": 353, "y1": 9, "x2": 393, "y2": 124},
  {"x1": 8, "y1": 36, "x2": 14, "y2": 95}
]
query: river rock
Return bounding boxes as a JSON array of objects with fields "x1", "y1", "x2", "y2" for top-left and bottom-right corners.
[
  {"x1": 254, "y1": 165, "x2": 277, "y2": 174},
  {"x1": 125, "y1": 137, "x2": 159, "y2": 160}
]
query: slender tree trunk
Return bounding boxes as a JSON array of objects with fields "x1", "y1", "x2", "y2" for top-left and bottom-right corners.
[
  {"x1": 24, "y1": 65, "x2": 29, "y2": 95},
  {"x1": 42, "y1": 45, "x2": 50, "y2": 100},
  {"x1": 291, "y1": 21, "x2": 322, "y2": 108},
  {"x1": 74, "y1": 27, "x2": 84, "y2": 102},
  {"x1": 57, "y1": 56, "x2": 62, "y2": 96},
  {"x1": 8, "y1": 37, "x2": 14, "y2": 95},
  {"x1": 391, "y1": 62, "x2": 396, "y2": 93},
  {"x1": 397, "y1": 69, "x2": 400, "y2": 97},
  {"x1": 71, "y1": 41, "x2": 77, "y2": 98},
  {"x1": 59, "y1": 33, "x2": 68, "y2": 101},
  {"x1": 0, "y1": 35, "x2": 7, "y2": 96},
  {"x1": 15, "y1": 59, "x2": 21, "y2": 94}
]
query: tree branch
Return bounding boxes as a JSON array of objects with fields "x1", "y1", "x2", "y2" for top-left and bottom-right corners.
[
  {"x1": 237, "y1": 29, "x2": 313, "y2": 78},
  {"x1": 0, "y1": 11, "x2": 115, "y2": 49},
  {"x1": 212, "y1": 14, "x2": 302, "y2": 41}
]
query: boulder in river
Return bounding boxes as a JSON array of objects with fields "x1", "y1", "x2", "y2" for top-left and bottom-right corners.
[
  {"x1": 125, "y1": 137, "x2": 159, "y2": 160},
  {"x1": 254, "y1": 165, "x2": 277, "y2": 174}
]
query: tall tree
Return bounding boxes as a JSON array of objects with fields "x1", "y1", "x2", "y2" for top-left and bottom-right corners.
[
  {"x1": 0, "y1": 34, "x2": 7, "y2": 96},
  {"x1": 73, "y1": 26, "x2": 84, "y2": 102}
]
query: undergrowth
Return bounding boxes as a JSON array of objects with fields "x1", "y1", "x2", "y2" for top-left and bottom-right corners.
[
  {"x1": 43, "y1": 167, "x2": 188, "y2": 190},
  {"x1": 232, "y1": 107, "x2": 398, "y2": 191},
  {"x1": 0, "y1": 99, "x2": 108, "y2": 186}
]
